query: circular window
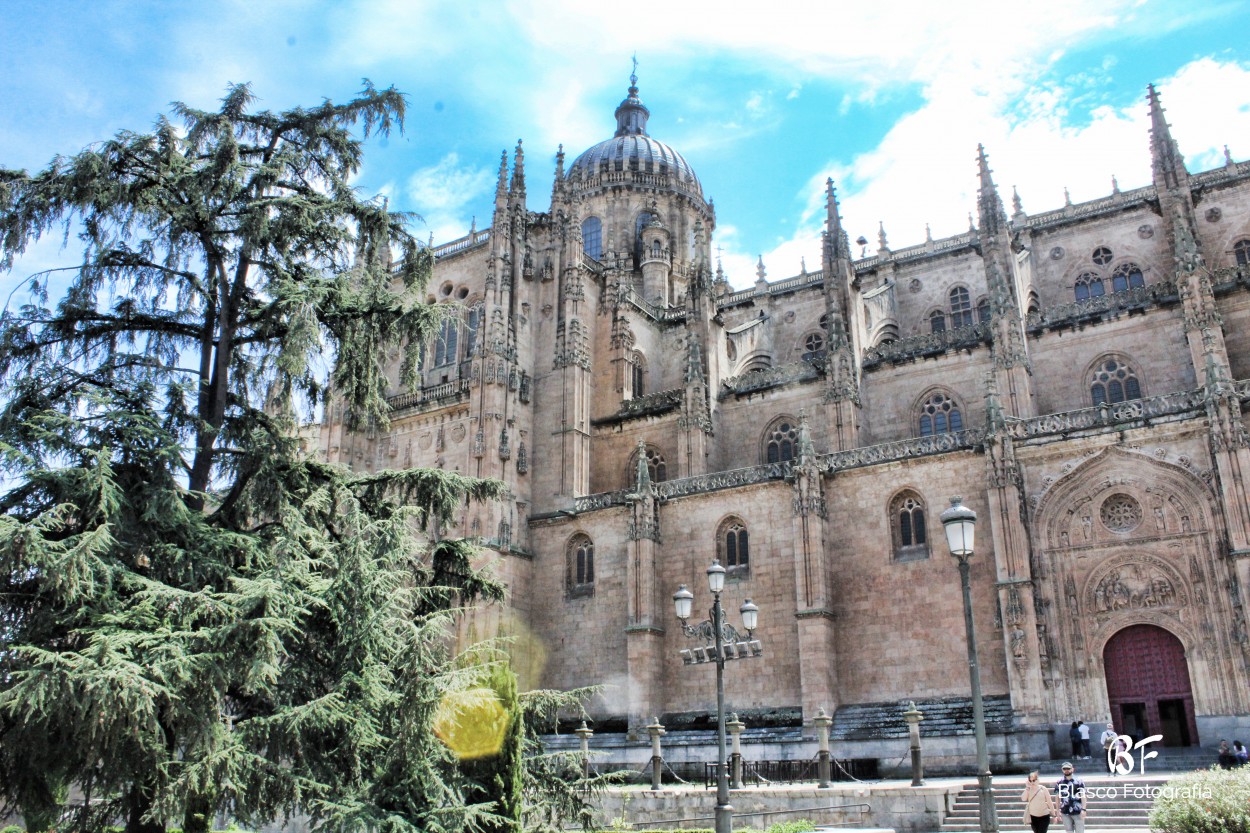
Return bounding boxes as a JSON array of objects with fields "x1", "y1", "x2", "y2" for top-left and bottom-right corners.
[
  {"x1": 440, "y1": 281, "x2": 454, "y2": 296},
  {"x1": 456, "y1": 286, "x2": 469, "y2": 300},
  {"x1": 1100, "y1": 494, "x2": 1142, "y2": 533},
  {"x1": 1092, "y1": 246, "x2": 1113, "y2": 266}
]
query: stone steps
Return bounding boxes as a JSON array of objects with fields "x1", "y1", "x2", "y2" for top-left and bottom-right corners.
[
  {"x1": 939, "y1": 780, "x2": 1162, "y2": 832},
  {"x1": 832, "y1": 696, "x2": 1014, "y2": 741}
]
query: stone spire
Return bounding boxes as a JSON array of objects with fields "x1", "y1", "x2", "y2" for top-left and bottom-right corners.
[
  {"x1": 495, "y1": 150, "x2": 508, "y2": 199},
  {"x1": 633, "y1": 438, "x2": 652, "y2": 494},
  {"x1": 554, "y1": 143, "x2": 565, "y2": 181},
  {"x1": 1148, "y1": 84, "x2": 1190, "y2": 192},
  {"x1": 614, "y1": 60, "x2": 650, "y2": 137},
  {"x1": 510, "y1": 139, "x2": 526, "y2": 197},
  {"x1": 824, "y1": 178, "x2": 848, "y2": 261},
  {"x1": 976, "y1": 144, "x2": 1008, "y2": 239},
  {"x1": 876, "y1": 221, "x2": 890, "y2": 255}
]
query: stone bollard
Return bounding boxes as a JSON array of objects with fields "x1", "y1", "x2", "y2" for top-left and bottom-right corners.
[
  {"x1": 813, "y1": 706, "x2": 833, "y2": 788},
  {"x1": 727, "y1": 713, "x2": 745, "y2": 789},
  {"x1": 575, "y1": 720, "x2": 594, "y2": 781},
  {"x1": 646, "y1": 716, "x2": 666, "y2": 791},
  {"x1": 903, "y1": 701, "x2": 925, "y2": 786}
]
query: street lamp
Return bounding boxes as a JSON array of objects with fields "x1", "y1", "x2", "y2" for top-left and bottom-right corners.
[
  {"x1": 673, "y1": 561, "x2": 763, "y2": 833},
  {"x1": 940, "y1": 495, "x2": 998, "y2": 833}
]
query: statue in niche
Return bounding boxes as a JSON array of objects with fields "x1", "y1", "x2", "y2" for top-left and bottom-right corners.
[
  {"x1": 1081, "y1": 515, "x2": 1093, "y2": 540},
  {"x1": 1011, "y1": 626, "x2": 1027, "y2": 659}
]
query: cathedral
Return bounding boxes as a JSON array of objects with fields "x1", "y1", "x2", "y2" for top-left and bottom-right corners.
[{"x1": 320, "y1": 73, "x2": 1250, "y2": 768}]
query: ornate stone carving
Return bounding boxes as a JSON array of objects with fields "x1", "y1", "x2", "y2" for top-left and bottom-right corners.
[
  {"x1": 1088, "y1": 556, "x2": 1187, "y2": 616},
  {"x1": 861, "y1": 321, "x2": 990, "y2": 368},
  {"x1": 720, "y1": 361, "x2": 821, "y2": 396},
  {"x1": 1026, "y1": 279, "x2": 1177, "y2": 333}
]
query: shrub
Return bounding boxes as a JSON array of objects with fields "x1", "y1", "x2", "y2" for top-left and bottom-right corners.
[
  {"x1": 764, "y1": 821, "x2": 816, "y2": 833},
  {"x1": 1148, "y1": 766, "x2": 1250, "y2": 833}
]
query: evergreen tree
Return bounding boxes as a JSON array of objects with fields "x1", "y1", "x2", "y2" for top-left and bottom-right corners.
[{"x1": 0, "y1": 84, "x2": 507, "y2": 833}]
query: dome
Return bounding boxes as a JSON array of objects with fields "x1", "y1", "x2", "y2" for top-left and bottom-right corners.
[{"x1": 567, "y1": 76, "x2": 703, "y2": 198}]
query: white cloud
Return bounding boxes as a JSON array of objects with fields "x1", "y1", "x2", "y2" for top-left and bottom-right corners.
[
  {"x1": 710, "y1": 55, "x2": 1250, "y2": 290},
  {"x1": 406, "y1": 153, "x2": 495, "y2": 243}
]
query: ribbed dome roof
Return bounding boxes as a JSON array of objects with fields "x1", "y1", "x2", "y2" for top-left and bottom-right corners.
[{"x1": 567, "y1": 75, "x2": 703, "y2": 198}]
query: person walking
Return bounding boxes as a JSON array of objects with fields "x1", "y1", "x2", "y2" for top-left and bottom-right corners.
[
  {"x1": 1077, "y1": 720, "x2": 1091, "y2": 759},
  {"x1": 1053, "y1": 761, "x2": 1088, "y2": 833},
  {"x1": 1022, "y1": 770, "x2": 1058, "y2": 833}
]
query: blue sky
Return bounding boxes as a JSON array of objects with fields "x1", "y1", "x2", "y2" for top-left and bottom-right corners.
[{"x1": 3, "y1": 0, "x2": 1250, "y2": 290}]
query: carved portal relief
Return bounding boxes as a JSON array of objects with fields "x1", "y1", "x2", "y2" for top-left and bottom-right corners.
[{"x1": 1086, "y1": 554, "x2": 1188, "y2": 617}]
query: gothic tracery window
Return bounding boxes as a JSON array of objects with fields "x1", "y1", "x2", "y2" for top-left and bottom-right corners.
[
  {"x1": 566, "y1": 534, "x2": 595, "y2": 598},
  {"x1": 627, "y1": 445, "x2": 667, "y2": 485},
  {"x1": 1090, "y1": 357, "x2": 1142, "y2": 406},
  {"x1": 890, "y1": 491, "x2": 930, "y2": 562},
  {"x1": 949, "y1": 286, "x2": 974, "y2": 328},
  {"x1": 1235, "y1": 239, "x2": 1250, "y2": 267},
  {"x1": 433, "y1": 315, "x2": 459, "y2": 367},
  {"x1": 631, "y1": 351, "x2": 646, "y2": 398},
  {"x1": 1111, "y1": 262, "x2": 1145, "y2": 293},
  {"x1": 1075, "y1": 272, "x2": 1105, "y2": 302},
  {"x1": 918, "y1": 391, "x2": 963, "y2": 437},
  {"x1": 929, "y1": 309, "x2": 947, "y2": 333},
  {"x1": 719, "y1": 517, "x2": 750, "y2": 576},
  {"x1": 764, "y1": 417, "x2": 799, "y2": 464},
  {"x1": 581, "y1": 217, "x2": 603, "y2": 260}
]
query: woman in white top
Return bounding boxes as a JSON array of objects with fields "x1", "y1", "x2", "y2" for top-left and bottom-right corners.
[{"x1": 1022, "y1": 770, "x2": 1057, "y2": 832}]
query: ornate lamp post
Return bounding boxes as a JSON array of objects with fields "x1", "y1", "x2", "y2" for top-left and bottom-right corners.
[
  {"x1": 673, "y1": 561, "x2": 763, "y2": 833},
  {"x1": 940, "y1": 496, "x2": 997, "y2": 833}
]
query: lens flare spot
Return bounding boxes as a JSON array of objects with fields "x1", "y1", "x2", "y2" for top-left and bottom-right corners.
[{"x1": 433, "y1": 687, "x2": 509, "y2": 760}]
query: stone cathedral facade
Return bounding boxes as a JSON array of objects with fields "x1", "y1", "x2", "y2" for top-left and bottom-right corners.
[{"x1": 321, "y1": 76, "x2": 1250, "y2": 765}]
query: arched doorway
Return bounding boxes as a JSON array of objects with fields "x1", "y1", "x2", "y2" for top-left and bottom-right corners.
[{"x1": 1103, "y1": 625, "x2": 1198, "y2": 747}]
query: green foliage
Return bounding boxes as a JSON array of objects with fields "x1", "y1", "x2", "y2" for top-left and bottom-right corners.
[
  {"x1": 763, "y1": 821, "x2": 816, "y2": 833},
  {"x1": 0, "y1": 84, "x2": 515, "y2": 833},
  {"x1": 1148, "y1": 767, "x2": 1250, "y2": 833},
  {"x1": 459, "y1": 661, "x2": 522, "y2": 833}
]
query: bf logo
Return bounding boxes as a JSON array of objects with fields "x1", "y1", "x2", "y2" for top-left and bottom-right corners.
[{"x1": 1107, "y1": 733, "x2": 1163, "y2": 775}]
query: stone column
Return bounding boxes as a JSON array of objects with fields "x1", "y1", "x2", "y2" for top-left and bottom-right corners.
[
  {"x1": 647, "y1": 716, "x2": 666, "y2": 791},
  {"x1": 903, "y1": 701, "x2": 925, "y2": 786}
]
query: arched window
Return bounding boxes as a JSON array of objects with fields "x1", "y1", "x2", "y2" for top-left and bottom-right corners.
[
  {"x1": 890, "y1": 491, "x2": 930, "y2": 562},
  {"x1": 464, "y1": 303, "x2": 483, "y2": 358},
  {"x1": 929, "y1": 310, "x2": 947, "y2": 334},
  {"x1": 949, "y1": 287, "x2": 974, "y2": 328},
  {"x1": 1090, "y1": 357, "x2": 1142, "y2": 406},
  {"x1": 631, "y1": 351, "x2": 646, "y2": 398},
  {"x1": 581, "y1": 217, "x2": 603, "y2": 260},
  {"x1": 635, "y1": 212, "x2": 655, "y2": 264},
  {"x1": 566, "y1": 534, "x2": 595, "y2": 598},
  {"x1": 1074, "y1": 272, "x2": 1105, "y2": 302},
  {"x1": 433, "y1": 315, "x2": 459, "y2": 367},
  {"x1": 800, "y1": 331, "x2": 826, "y2": 363},
  {"x1": 1111, "y1": 263, "x2": 1145, "y2": 293},
  {"x1": 976, "y1": 297, "x2": 991, "y2": 323},
  {"x1": 719, "y1": 517, "x2": 750, "y2": 576},
  {"x1": 627, "y1": 445, "x2": 667, "y2": 485},
  {"x1": 650, "y1": 240, "x2": 662, "y2": 258},
  {"x1": 918, "y1": 392, "x2": 963, "y2": 437},
  {"x1": 764, "y1": 417, "x2": 799, "y2": 464},
  {"x1": 1235, "y1": 239, "x2": 1250, "y2": 266}
]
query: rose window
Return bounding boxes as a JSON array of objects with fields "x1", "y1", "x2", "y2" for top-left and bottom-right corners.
[{"x1": 1100, "y1": 494, "x2": 1142, "y2": 533}]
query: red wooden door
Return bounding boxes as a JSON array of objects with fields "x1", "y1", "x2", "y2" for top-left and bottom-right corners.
[{"x1": 1103, "y1": 625, "x2": 1198, "y2": 746}]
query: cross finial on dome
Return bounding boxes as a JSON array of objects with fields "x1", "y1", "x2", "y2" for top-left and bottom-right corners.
[{"x1": 614, "y1": 56, "x2": 650, "y2": 137}]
